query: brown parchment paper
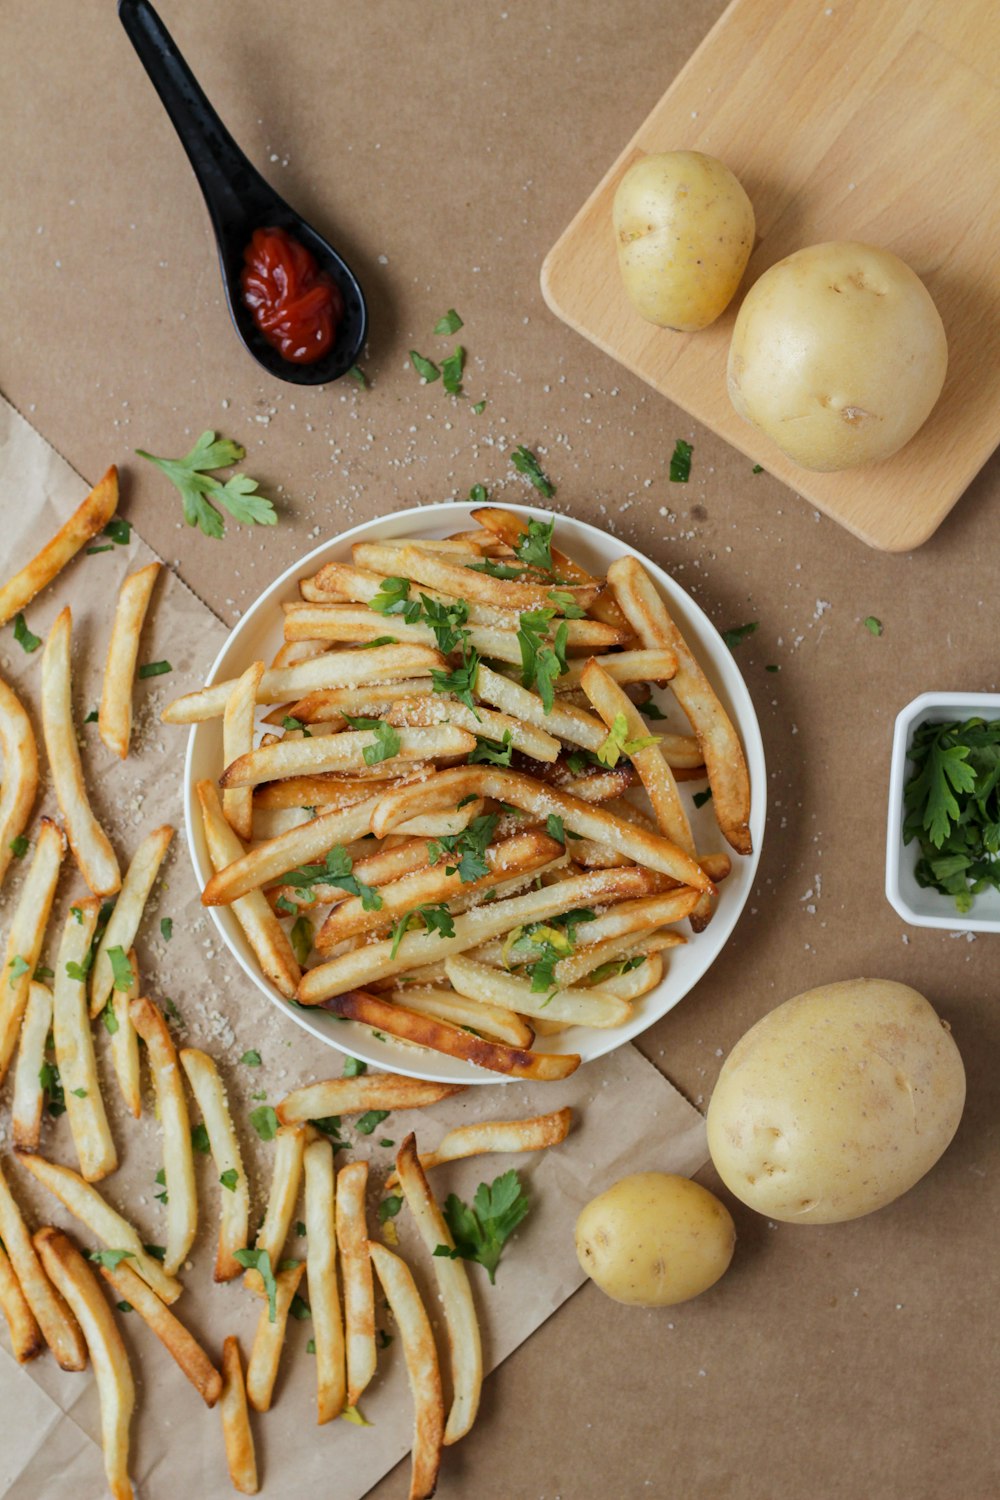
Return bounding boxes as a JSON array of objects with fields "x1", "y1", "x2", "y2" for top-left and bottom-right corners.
[{"x1": 0, "y1": 399, "x2": 709, "y2": 1498}]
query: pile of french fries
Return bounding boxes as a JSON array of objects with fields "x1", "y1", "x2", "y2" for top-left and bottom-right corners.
[{"x1": 168, "y1": 506, "x2": 752, "y2": 1078}]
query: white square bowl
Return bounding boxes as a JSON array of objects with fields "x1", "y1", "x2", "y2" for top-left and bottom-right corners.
[{"x1": 885, "y1": 691, "x2": 1000, "y2": 932}]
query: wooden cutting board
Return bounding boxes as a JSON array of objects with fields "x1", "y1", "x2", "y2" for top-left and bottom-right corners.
[{"x1": 541, "y1": 0, "x2": 1000, "y2": 550}]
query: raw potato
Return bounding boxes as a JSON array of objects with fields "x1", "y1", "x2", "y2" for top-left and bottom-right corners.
[
  {"x1": 706, "y1": 979, "x2": 966, "y2": 1224},
  {"x1": 574, "y1": 1172, "x2": 735, "y2": 1306},
  {"x1": 613, "y1": 151, "x2": 755, "y2": 331},
  {"x1": 727, "y1": 241, "x2": 948, "y2": 470}
]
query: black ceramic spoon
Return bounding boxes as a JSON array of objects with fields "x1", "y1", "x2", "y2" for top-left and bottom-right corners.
[{"x1": 118, "y1": 0, "x2": 367, "y2": 385}]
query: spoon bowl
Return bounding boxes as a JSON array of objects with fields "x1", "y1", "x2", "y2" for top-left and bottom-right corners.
[{"x1": 118, "y1": 0, "x2": 367, "y2": 385}]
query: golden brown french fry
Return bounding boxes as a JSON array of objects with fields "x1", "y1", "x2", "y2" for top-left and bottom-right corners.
[
  {"x1": 11, "y1": 981, "x2": 52, "y2": 1153},
  {"x1": 0, "y1": 1158, "x2": 86, "y2": 1369},
  {"x1": 53, "y1": 899, "x2": 118, "y2": 1181},
  {"x1": 475, "y1": 662, "x2": 608, "y2": 752},
  {"x1": 268, "y1": 834, "x2": 433, "y2": 910},
  {"x1": 336, "y1": 1159, "x2": 376, "y2": 1407},
  {"x1": 223, "y1": 661, "x2": 264, "y2": 841},
  {"x1": 554, "y1": 929, "x2": 684, "y2": 987},
  {"x1": 98, "y1": 562, "x2": 162, "y2": 759},
  {"x1": 0, "y1": 674, "x2": 38, "y2": 892},
  {"x1": 90, "y1": 824, "x2": 174, "y2": 1017},
  {"x1": 0, "y1": 817, "x2": 65, "y2": 1082},
  {"x1": 34, "y1": 1226, "x2": 135, "y2": 1500},
  {"x1": 271, "y1": 638, "x2": 331, "y2": 669},
  {"x1": 395, "y1": 1134, "x2": 482, "y2": 1444},
  {"x1": 608, "y1": 555, "x2": 752, "y2": 855},
  {"x1": 220, "y1": 724, "x2": 476, "y2": 790},
  {"x1": 244, "y1": 1124, "x2": 305, "y2": 1298},
  {"x1": 220, "y1": 1335, "x2": 259, "y2": 1493},
  {"x1": 41, "y1": 607, "x2": 120, "y2": 895},
  {"x1": 107, "y1": 948, "x2": 142, "y2": 1120},
  {"x1": 196, "y1": 781, "x2": 301, "y2": 999},
  {"x1": 278, "y1": 1075, "x2": 462, "y2": 1127},
  {"x1": 179, "y1": 1048, "x2": 250, "y2": 1281},
  {"x1": 162, "y1": 643, "x2": 445, "y2": 724},
  {"x1": 322, "y1": 990, "x2": 581, "y2": 1080},
  {"x1": 368, "y1": 1240, "x2": 444, "y2": 1499},
  {"x1": 128, "y1": 997, "x2": 197, "y2": 1276},
  {"x1": 386, "y1": 1109, "x2": 572, "y2": 1189},
  {"x1": 554, "y1": 648, "x2": 679, "y2": 691},
  {"x1": 246, "y1": 1261, "x2": 305, "y2": 1413},
  {"x1": 384, "y1": 543, "x2": 598, "y2": 614},
  {"x1": 596, "y1": 949, "x2": 664, "y2": 1000},
  {"x1": 15, "y1": 1151, "x2": 182, "y2": 1303},
  {"x1": 253, "y1": 770, "x2": 418, "y2": 809},
  {"x1": 0, "y1": 1239, "x2": 42, "y2": 1362},
  {"x1": 0, "y1": 467, "x2": 118, "y2": 627},
  {"x1": 445, "y1": 955, "x2": 631, "y2": 1029},
  {"x1": 559, "y1": 888, "x2": 702, "y2": 952},
  {"x1": 100, "y1": 1258, "x2": 222, "y2": 1405},
  {"x1": 272, "y1": 680, "x2": 435, "y2": 725},
  {"x1": 389, "y1": 986, "x2": 534, "y2": 1048},
  {"x1": 303, "y1": 1136, "x2": 346, "y2": 1423},
  {"x1": 383, "y1": 696, "x2": 561, "y2": 762}
]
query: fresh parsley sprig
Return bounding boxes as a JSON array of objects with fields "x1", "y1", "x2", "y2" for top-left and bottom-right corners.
[
  {"x1": 341, "y1": 715, "x2": 402, "y2": 767},
  {"x1": 903, "y1": 717, "x2": 1000, "y2": 912},
  {"x1": 510, "y1": 447, "x2": 554, "y2": 499},
  {"x1": 427, "y1": 813, "x2": 498, "y2": 883},
  {"x1": 433, "y1": 1170, "x2": 530, "y2": 1283},
  {"x1": 517, "y1": 609, "x2": 568, "y2": 713},
  {"x1": 278, "y1": 845, "x2": 383, "y2": 911},
  {"x1": 137, "y1": 431, "x2": 277, "y2": 540},
  {"x1": 389, "y1": 904, "x2": 456, "y2": 959},
  {"x1": 596, "y1": 712, "x2": 661, "y2": 769}
]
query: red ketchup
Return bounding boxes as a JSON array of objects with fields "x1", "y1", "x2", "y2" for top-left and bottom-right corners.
[{"x1": 240, "y1": 226, "x2": 344, "y2": 364}]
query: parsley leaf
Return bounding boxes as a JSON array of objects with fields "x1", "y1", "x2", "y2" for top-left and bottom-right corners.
[
  {"x1": 434, "y1": 309, "x2": 463, "y2": 335},
  {"x1": 39, "y1": 1060, "x2": 65, "y2": 1117},
  {"x1": 466, "y1": 558, "x2": 532, "y2": 581},
  {"x1": 88, "y1": 1249, "x2": 135, "y2": 1271},
  {"x1": 160, "y1": 917, "x2": 173, "y2": 941},
  {"x1": 902, "y1": 717, "x2": 1000, "y2": 912},
  {"x1": 693, "y1": 787, "x2": 714, "y2": 809},
  {"x1": 104, "y1": 518, "x2": 132, "y2": 545},
  {"x1": 278, "y1": 845, "x2": 383, "y2": 912},
  {"x1": 290, "y1": 915, "x2": 314, "y2": 965},
  {"x1": 378, "y1": 1195, "x2": 403, "y2": 1223},
  {"x1": 101, "y1": 1004, "x2": 119, "y2": 1036},
  {"x1": 389, "y1": 903, "x2": 456, "y2": 958},
  {"x1": 441, "y1": 345, "x2": 465, "y2": 396},
  {"x1": 369, "y1": 576, "x2": 411, "y2": 615},
  {"x1": 191, "y1": 1123, "x2": 211, "y2": 1155},
  {"x1": 469, "y1": 730, "x2": 513, "y2": 766},
  {"x1": 518, "y1": 609, "x2": 568, "y2": 712},
  {"x1": 864, "y1": 616, "x2": 884, "y2": 637},
  {"x1": 9, "y1": 835, "x2": 29, "y2": 859},
  {"x1": 417, "y1": 594, "x2": 470, "y2": 654},
  {"x1": 347, "y1": 365, "x2": 369, "y2": 388},
  {"x1": 343, "y1": 1056, "x2": 367, "y2": 1078},
  {"x1": 8, "y1": 956, "x2": 30, "y2": 987},
  {"x1": 342, "y1": 714, "x2": 401, "y2": 767},
  {"x1": 137, "y1": 432, "x2": 277, "y2": 539},
  {"x1": 431, "y1": 647, "x2": 481, "y2": 715},
  {"x1": 356, "y1": 1110, "x2": 390, "y2": 1136},
  {"x1": 721, "y1": 622, "x2": 758, "y2": 651},
  {"x1": 596, "y1": 712, "x2": 661, "y2": 768},
  {"x1": 240, "y1": 1049, "x2": 262, "y2": 1067},
  {"x1": 547, "y1": 589, "x2": 586, "y2": 619},
  {"x1": 514, "y1": 516, "x2": 555, "y2": 571},
  {"x1": 510, "y1": 447, "x2": 554, "y2": 498},
  {"x1": 250, "y1": 1105, "x2": 279, "y2": 1142},
  {"x1": 138, "y1": 660, "x2": 172, "y2": 679},
  {"x1": 427, "y1": 813, "x2": 498, "y2": 883},
  {"x1": 12, "y1": 614, "x2": 41, "y2": 653},
  {"x1": 434, "y1": 1170, "x2": 530, "y2": 1283},
  {"x1": 669, "y1": 439, "x2": 693, "y2": 482},
  {"x1": 220, "y1": 1169, "x2": 239, "y2": 1192},
  {"x1": 107, "y1": 946, "x2": 134, "y2": 993},
  {"x1": 234, "y1": 1247, "x2": 279, "y2": 1322},
  {"x1": 409, "y1": 351, "x2": 440, "y2": 383}
]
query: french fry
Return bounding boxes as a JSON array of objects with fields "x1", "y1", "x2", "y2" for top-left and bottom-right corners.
[
  {"x1": 298, "y1": 866, "x2": 673, "y2": 1004},
  {"x1": 389, "y1": 986, "x2": 534, "y2": 1048},
  {"x1": 284, "y1": 602, "x2": 627, "y2": 657},
  {"x1": 561, "y1": 888, "x2": 703, "y2": 952},
  {"x1": 396, "y1": 799, "x2": 488, "y2": 838},
  {"x1": 34, "y1": 1227, "x2": 135, "y2": 1500},
  {"x1": 0, "y1": 674, "x2": 38, "y2": 892},
  {"x1": 554, "y1": 648, "x2": 678, "y2": 691},
  {"x1": 15, "y1": 1152, "x2": 182, "y2": 1303},
  {"x1": 98, "y1": 562, "x2": 162, "y2": 759},
  {"x1": 99, "y1": 1258, "x2": 223, "y2": 1405},
  {"x1": 162, "y1": 643, "x2": 445, "y2": 724},
  {"x1": 128, "y1": 996, "x2": 197, "y2": 1275},
  {"x1": 11, "y1": 981, "x2": 52, "y2": 1153},
  {"x1": 0, "y1": 466, "x2": 119, "y2": 626},
  {"x1": 220, "y1": 1336, "x2": 259, "y2": 1494},
  {"x1": 90, "y1": 823, "x2": 174, "y2": 1017},
  {"x1": 272, "y1": 679, "x2": 435, "y2": 724},
  {"x1": 104, "y1": 947, "x2": 143, "y2": 1119},
  {"x1": 395, "y1": 1134, "x2": 482, "y2": 1444},
  {"x1": 223, "y1": 661, "x2": 264, "y2": 841},
  {"x1": 270, "y1": 637, "x2": 331, "y2": 669},
  {"x1": 336, "y1": 1160, "x2": 376, "y2": 1407},
  {"x1": 41, "y1": 607, "x2": 121, "y2": 894},
  {"x1": 303, "y1": 1137, "x2": 346, "y2": 1423},
  {"x1": 253, "y1": 770, "x2": 418, "y2": 809},
  {"x1": 277, "y1": 1074, "x2": 463, "y2": 1127},
  {"x1": 445, "y1": 955, "x2": 631, "y2": 1029},
  {"x1": 315, "y1": 830, "x2": 562, "y2": 951},
  {"x1": 244, "y1": 1124, "x2": 306, "y2": 1297},
  {"x1": 385, "y1": 1108, "x2": 572, "y2": 1188},
  {"x1": 381, "y1": 542, "x2": 599, "y2": 614},
  {"x1": 553, "y1": 929, "x2": 685, "y2": 987},
  {"x1": 0, "y1": 817, "x2": 65, "y2": 1082},
  {"x1": 196, "y1": 781, "x2": 301, "y2": 999},
  {"x1": 608, "y1": 555, "x2": 752, "y2": 855},
  {"x1": 219, "y1": 724, "x2": 476, "y2": 789},
  {"x1": 475, "y1": 662, "x2": 608, "y2": 752},
  {"x1": 179, "y1": 1048, "x2": 250, "y2": 1281},
  {"x1": 322, "y1": 990, "x2": 581, "y2": 1080},
  {"x1": 0, "y1": 1239, "x2": 42, "y2": 1362},
  {"x1": 595, "y1": 949, "x2": 664, "y2": 1000},
  {"x1": 53, "y1": 899, "x2": 118, "y2": 1181},
  {"x1": 368, "y1": 1241, "x2": 444, "y2": 1500},
  {"x1": 0, "y1": 1157, "x2": 86, "y2": 1368},
  {"x1": 384, "y1": 695, "x2": 561, "y2": 762}
]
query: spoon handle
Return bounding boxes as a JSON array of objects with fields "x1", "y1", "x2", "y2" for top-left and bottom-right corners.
[{"x1": 117, "y1": 0, "x2": 270, "y2": 233}]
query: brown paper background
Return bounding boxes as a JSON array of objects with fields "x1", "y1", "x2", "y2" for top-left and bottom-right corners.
[{"x1": 1, "y1": 1, "x2": 999, "y2": 1497}]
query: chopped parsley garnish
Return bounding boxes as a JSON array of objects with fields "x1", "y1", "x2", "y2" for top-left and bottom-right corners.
[
  {"x1": 544, "y1": 814, "x2": 580, "y2": 845},
  {"x1": 547, "y1": 589, "x2": 586, "y2": 619},
  {"x1": 469, "y1": 483, "x2": 487, "y2": 503},
  {"x1": 466, "y1": 558, "x2": 531, "y2": 581},
  {"x1": 138, "y1": 660, "x2": 172, "y2": 679},
  {"x1": 355, "y1": 1110, "x2": 390, "y2": 1136},
  {"x1": 8, "y1": 955, "x2": 30, "y2": 987},
  {"x1": 101, "y1": 1003, "x2": 119, "y2": 1036},
  {"x1": 378, "y1": 1195, "x2": 403, "y2": 1223},
  {"x1": 104, "y1": 518, "x2": 132, "y2": 545},
  {"x1": 642, "y1": 701, "x2": 668, "y2": 720},
  {"x1": 240, "y1": 1049, "x2": 262, "y2": 1067},
  {"x1": 282, "y1": 715, "x2": 312, "y2": 736},
  {"x1": 9, "y1": 835, "x2": 29, "y2": 859},
  {"x1": 434, "y1": 309, "x2": 464, "y2": 335},
  {"x1": 510, "y1": 447, "x2": 554, "y2": 498},
  {"x1": 431, "y1": 647, "x2": 481, "y2": 715},
  {"x1": 143, "y1": 1244, "x2": 167, "y2": 1261},
  {"x1": 514, "y1": 516, "x2": 555, "y2": 571},
  {"x1": 163, "y1": 997, "x2": 184, "y2": 1025},
  {"x1": 70, "y1": 906, "x2": 84, "y2": 923},
  {"x1": 586, "y1": 954, "x2": 646, "y2": 985},
  {"x1": 107, "y1": 946, "x2": 134, "y2": 993},
  {"x1": 278, "y1": 845, "x2": 382, "y2": 911},
  {"x1": 766, "y1": 664, "x2": 780, "y2": 673},
  {"x1": 389, "y1": 904, "x2": 455, "y2": 958},
  {"x1": 12, "y1": 614, "x2": 41, "y2": 653},
  {"x1": 369, "y1": 576, "x2": 412, "y2": 615},
  {"x1": 469, "y1": 730, "x2": 513, "y2": 766},
  {"x1": 692, "y1": 787, "x2": 714, "y2": 809},
  {"x1": 518, "y1": 609, "x2": 568, "y2": 713},
  {"x1": 290, "y1": 915, "x2": 314, "y2": 965},
  {"x1": 39, "y1": 1060, "x2": 65, "y2": 1117},
  {"x1": 342, "y1": 714, "x2": 401, "y2": 767},
  {"x1": 565, "y1": 749, "x2": 605, "y2": 775},
  {"x1": 903, "y1": 716, "x2": 1000, "y2": 912},
  {"x1": 191, "y1": 1123, "x2": 211, "y2": 1155},
  {"x1": 154, "y1": 1168, "x2": 168, "y2": 1204},
  {"x1": 347, "y1": 365, "x2": 369, "y2": 388},
  {"x1": 160, "y1": 917, "x2": 173, "y2": 941},
  {"x1": 669, "y1": 439, "x2": 693, "y2": 483},
  {"x1": 70, "y1": 1087, "x2": 88, "y2": 1098},
  {"x1": 249, "y1": 1105, "x2": 279, "y2": 1142},
  {"x1": 88, "y1": 1249, "x2": 135, "y2": 1271},
  {"x1": 433, "y1": 1170, "x2": 529, "y2": 1283},
  {"x1": 86, "y1": 544, "x2": 114, "y2": 556},
  {"x1": 472, "y1": 400, "x2": 486, "y2": 415},
  {"x1": 427, "y1": 813, "x2": 498, "y2": 883},
  {"x1": 441, "y1": 345, "x2": 465, "y2": 396},
  {"x1": 137, "y1": 431, "x2": 277, "y2": 539},
  {"x1": 409, "y1": 350, "x2": 440, "y2": 383},
  {"x1": 751, "y1": 463, "x2": 764, "y2": 474},
  {"x1": 343, "y1": 1056, "x2": 367, "y2": 1078},
  {"x1": 419, "y1": 595, "x2": 471, "y2": 653},
  {"x1": 220, "y1": 1169, "x2": 239, "y2": 1192},
  {"x1": 596, "y1": 712, "x2": 661, "y2": 769},
  {"x1": 83, "y1": 709, "x2": 99, "y2": 723},
  {"x1": 289, "y1": 1293, "x2": 311, "y2": 1321},
  {"x1": 64, "y1": 960, "x2": 90, "y2": 983},
  {"x1": 33, "y1": 966, "x2": 53, "y2": 981},
  {"x1": 721, "y1": 622, "x2": 758, "y2": 651},
  {"x1": 361, "y1": 635, "x2": 398, "y2": 649},
  {"x1": 864, "y1": 616, "x2": 884, "y2": 637},
  {"x1": 503, "y1": 909, "x2": 596, "y2": 994},
  {"x1": 117, "y1": 1301, "x2": 133, "y2": 1313},
  {"x1": 310, "y1": 1115, "x2": 347, "y2": 1146},
  {"x1": 234, "y1": 1248, "x2": 279, "y2": 1322}
]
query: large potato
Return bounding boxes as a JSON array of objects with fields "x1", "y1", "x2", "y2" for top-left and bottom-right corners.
[
  {"x1": 707, "y1": 979, "x2": 965, "y2": 1224},
  {"x1": 613, "y1": 151, "x2": 755, "y2": 331},
  {"x1": 727, "y1": 242, "x2": 948, "y2": 469},
  {"x1": 574, "y1": 1172, "x2": 735, "y2": 1306}
]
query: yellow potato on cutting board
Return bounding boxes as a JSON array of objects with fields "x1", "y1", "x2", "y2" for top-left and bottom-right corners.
[
  {"x1": 612, "y1": 151, "x2": 755, "y2": 331},
  {"x1": 707, "y1": 979, "x2": 965, "y2": 1224}
]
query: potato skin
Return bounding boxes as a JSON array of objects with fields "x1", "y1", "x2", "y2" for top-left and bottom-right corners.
[
  {"x1": 613, "y1": 151, "x2": 755, "y2": 331},
  {"x1": 727, "y1": 241, "x2": 948, "y2": 470},
  {"x1": 707, "y1": 979, "x2": 965, "y2": 1224},
  {"x1": 574, "y1": 1172, "x2": 735, "y2": 1306}
]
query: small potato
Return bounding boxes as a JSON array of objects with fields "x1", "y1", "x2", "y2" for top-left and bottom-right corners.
[
  {"x1": 575, "y1": 1172, "x2": 735, "y2": 1307},
  {"x1": 727, "y1": 241, "x2": 948, "y2": 470},
  {"x1": 707, "y1": 979, "x2": 966, "y2": 1224}
]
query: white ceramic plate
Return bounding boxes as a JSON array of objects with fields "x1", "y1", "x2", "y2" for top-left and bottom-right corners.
[{"x1": 184, "y1": 502, "x2": 766, "y2": 1083}]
